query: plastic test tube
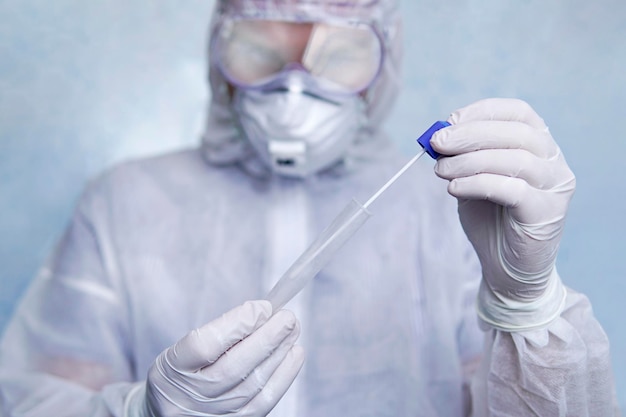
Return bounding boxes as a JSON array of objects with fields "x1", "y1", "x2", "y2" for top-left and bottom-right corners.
[
  {"x1": 265, "y1": 121, "x2": 451, "y2": 312},
  {"x1": 265, "y1": 198, "x2": 371, "y2": 312}
]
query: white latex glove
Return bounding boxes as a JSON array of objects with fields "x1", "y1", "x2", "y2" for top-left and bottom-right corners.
[
  {"x1": 431, "y1": 98, "x2": 575, "y2": 331},
  {"x1": 124, "y1": 300, "x2": 304, "y2": 417}
]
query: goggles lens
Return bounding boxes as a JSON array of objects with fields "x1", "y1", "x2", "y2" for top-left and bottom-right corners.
[{"x1": 214, "y1": 19, "x2": 383, "y2": 92}]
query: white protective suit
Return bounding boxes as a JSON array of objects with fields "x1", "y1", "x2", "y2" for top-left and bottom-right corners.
[{"x1": 0, "y1": 0, "x2": 620, "y2": 416}]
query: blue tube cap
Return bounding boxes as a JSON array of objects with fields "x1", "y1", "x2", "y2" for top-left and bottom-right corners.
[{"x1": 416, "y1": 120, "x2": 451, "y2": 159}]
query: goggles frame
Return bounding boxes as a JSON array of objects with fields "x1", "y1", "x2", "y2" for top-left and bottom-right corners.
[{"x1": 210, "y1": 15, "x2": 386, "y2": 95}]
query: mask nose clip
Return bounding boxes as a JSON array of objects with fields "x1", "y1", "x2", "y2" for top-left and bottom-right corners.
[
  {"x1": 281, "y1": 68, "x2": 309, "y2": 94},
  {"x1": 282, "y1": 62, "x2": 308, "y2": 73}
]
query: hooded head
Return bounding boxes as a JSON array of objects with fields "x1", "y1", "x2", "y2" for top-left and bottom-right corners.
[{"x1": 201, "y1": 0, "x2": 403, "y2": 177}]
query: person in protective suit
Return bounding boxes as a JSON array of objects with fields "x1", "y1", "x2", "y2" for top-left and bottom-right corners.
[{"x1": 0, "y1": 0, "x2": 620, "y2": 416}]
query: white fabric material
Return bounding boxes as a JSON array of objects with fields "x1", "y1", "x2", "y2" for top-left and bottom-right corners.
[
  {"x1": 0, "y1": 145, "x2": 619, "y2": 416},
  {"x1": 263, "y1": 183, "x2": 310, "y2": 417},
  {"x1": 432, "y1": 98, "x2": 575, "y2": 331},
  {"x1": 472, "y1": 288, "x2": 620, "y2": 416}
]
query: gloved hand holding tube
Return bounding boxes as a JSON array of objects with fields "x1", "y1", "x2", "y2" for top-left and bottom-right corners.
[
  {"x1": 124, "y1": 300, "x2": 305, "y2": 416},
  {"x1": 430, "y1": 98, "x2": 576, "y2": 331}
]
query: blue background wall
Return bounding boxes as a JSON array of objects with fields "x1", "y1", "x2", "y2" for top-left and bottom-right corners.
[{"x1": 1, "y1": 0, "x2": 624, "y2": 410}]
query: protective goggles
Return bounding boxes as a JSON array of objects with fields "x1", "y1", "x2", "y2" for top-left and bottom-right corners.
[{"x1": 212, "y1": 18, "x2": 384, "y2": 94}]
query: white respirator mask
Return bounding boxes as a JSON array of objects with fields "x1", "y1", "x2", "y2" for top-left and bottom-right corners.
[{"x1": 232, "y1": 72, "x2": 367, "y2": 177}]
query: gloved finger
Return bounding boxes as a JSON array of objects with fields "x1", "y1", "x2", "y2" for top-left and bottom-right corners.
[
  {"x1": 196, "y1": 320, "x2": 302, "y2": 412},
  {"x1": 239, "y1": 345, "x2": 306, "y2": 417},
  {"x1": 167, "y1": 300, "x2": 272, "y2": 373},
  {"x1": 431, "y1": 120, "x2": 558, "y2": 159},
  {"x1": 196, "y1": 309, "x2": 299, "y2": 396},
  {"x1": 434, "y1": 148, "x2": 559, "y2": 190},
  {"x1": 447, "y1": 173, "x2": 529, "y2": 209},
  {"x1": 447, "y1": 173, "x2": 562, "y2": 224},
  {"x1": 447, "y1": 98, "x2": 547, "y2": 130}
]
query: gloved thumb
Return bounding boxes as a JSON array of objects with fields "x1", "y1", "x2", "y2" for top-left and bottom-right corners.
[{"x1": 167, "y1": 300, "x2": 273, "y2": 373}]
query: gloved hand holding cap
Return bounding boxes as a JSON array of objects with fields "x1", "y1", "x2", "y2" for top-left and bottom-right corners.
[{"x1": 430, "y1": 98, "x2": 575, "y2": 331}]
